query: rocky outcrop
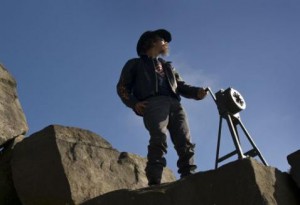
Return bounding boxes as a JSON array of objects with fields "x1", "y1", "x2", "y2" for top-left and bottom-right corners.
[
  {"x1": 288, "y1": 150, "x2": 300, "y2": 188},
  {"x1": 82, "y1": 158, "x2": 300, "y2": 205},
  {"x1": 0, "y1": 64, "x2": 28, "y2": 147},
  {"x1": 11, "y1": 125, "x2": 176, "y2": 205}
]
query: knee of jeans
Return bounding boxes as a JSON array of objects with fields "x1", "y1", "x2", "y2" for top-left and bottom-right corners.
[{"x1": 148, "y1": 136, "x2": 168, "y2": 152}]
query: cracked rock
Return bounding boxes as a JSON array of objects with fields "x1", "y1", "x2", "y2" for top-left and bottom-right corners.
[{"x1": 11, "y1": 125, "x2": 176, "y2": 205}]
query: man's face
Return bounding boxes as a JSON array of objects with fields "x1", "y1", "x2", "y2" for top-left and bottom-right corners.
[{"x1": 153, "y1": 37, "x2": 169, "y2": 56}]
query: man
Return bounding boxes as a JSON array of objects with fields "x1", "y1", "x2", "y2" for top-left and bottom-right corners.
[{"x1": 117, "y1": 29, "x2": 207, "y2": 186}]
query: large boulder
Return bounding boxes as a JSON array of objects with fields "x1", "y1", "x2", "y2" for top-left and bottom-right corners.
[
  {"x1": 11, "y1": 125, "x2": 176, "y2": 205},
  {"x1": 83, "y1": 158, "x2": 300, "y2": 205},
  {"x1": 0, "y1": 64, "x2": 28, "y2": 147},
  {"x1": 287, "y1": 150, "x2": 300, "y2": 188}
]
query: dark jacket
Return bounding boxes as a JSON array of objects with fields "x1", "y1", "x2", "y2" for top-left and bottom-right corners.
[{"x1": 117, "y1": 55, "x2": 201, "y2": 112}]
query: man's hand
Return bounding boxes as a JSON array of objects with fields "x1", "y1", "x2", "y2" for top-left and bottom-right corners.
[
  {"x1": 134, "y1": 101, "x2": 148, "y2": 116},
  {"x1": 197, "y1": 87, "x2": 208, "y2": 100}
]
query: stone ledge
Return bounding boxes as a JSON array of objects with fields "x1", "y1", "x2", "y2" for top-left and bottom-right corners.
[{"x1": 82, "y1": 158, "x2": 300, "y2": 205}]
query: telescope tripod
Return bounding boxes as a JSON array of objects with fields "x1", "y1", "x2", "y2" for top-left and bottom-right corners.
[{"x1": 205, "y1": 87, "x2": 268, "y2": 169}]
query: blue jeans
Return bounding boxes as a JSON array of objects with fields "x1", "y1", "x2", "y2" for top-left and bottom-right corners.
[{"x1": 143, "y1": 96, "x2": 197, "y2": 184}]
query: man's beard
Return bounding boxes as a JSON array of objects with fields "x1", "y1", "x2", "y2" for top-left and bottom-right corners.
[{"x1": 160, "y1": 47, "x2": 169, "y2": 56}]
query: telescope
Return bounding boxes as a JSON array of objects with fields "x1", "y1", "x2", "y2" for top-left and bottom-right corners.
[{"x1": 206, "y1": 87, "x2": 268, "y2": 169}]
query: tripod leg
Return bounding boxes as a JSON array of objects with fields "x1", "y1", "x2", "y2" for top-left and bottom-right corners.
[
  {"x1": 225, "y1": 114, "x2": 245, "y2": 159},
  {"x1": 215, "y1": 116, "x2": 223, "y2": 169},
  {"x1": 234, "y1": 123, "x2": 241, "y2": 144},
  {"x1": 237, "y1": 119, "x2": 268, "y2": 166}
]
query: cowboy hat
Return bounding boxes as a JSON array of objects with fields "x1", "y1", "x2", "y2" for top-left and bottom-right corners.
[{"x1": 136, "y1": 29, "x2": 172, "y2": 56}]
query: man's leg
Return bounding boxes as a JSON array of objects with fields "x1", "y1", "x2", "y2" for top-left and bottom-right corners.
[
  {"x1": 168, "y1": 99, "x2": 197, "y2": 178},
  {"x1": 143, "y1": 96, "x2": 170, "y2": 185}
]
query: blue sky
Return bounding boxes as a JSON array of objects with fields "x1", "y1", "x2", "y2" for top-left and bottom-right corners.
[{"x1": 1, "y1": 0, "x2": 299, "y2": 177}]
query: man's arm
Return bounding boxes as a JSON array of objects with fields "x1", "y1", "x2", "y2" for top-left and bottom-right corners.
[
  {"x1": 173, "y1": 68, "x2": 207, "y2": 100},
  {"x1": 116, "y1": 59, "x2": 139, "y2": 108}
]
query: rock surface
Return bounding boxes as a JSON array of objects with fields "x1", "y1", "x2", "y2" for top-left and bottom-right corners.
[
  {"x1": 0, "y1": 64, "x2": 28, "y2": 147},
  {"x1": 287, "y1": 150, "x2": 300, "y2": 188},
  {"x1": 11, "y1": 125, "x2": 176, "y2": 205},
  {"x1": 82, "y1": 158, "x2": 300, "y2": 205},
  {"x1": 0, "y1": 135, "x2": 24, "y2": 205}
]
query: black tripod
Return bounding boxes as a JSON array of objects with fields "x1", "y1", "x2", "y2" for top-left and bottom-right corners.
[{"x1": 206, "y1": 87, "x2": 268, "y2": 169}]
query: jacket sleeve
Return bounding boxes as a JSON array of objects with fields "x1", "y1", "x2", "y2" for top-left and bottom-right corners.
[
  {"x1": 172, "y1": 67, "x2": 203, "y2": 100},
  {"x1": 116, "y1": 59, "x2": 139, "y2": 108}
]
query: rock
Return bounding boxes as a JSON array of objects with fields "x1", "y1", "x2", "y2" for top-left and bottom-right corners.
[
  {"x1": 287, "y1": 150, "x2": 300, "y2": 188},
  {"x1": 0, "y1": 135, "x2": 24, "y2": 205},
  {"x1": 0, "y1": 64, "x2": 28, "y2": 147},
  {"x1": 11, "y1": 125, "x2": 176, "y2": 205},
  {"x1": 82, "y1": 158, "x2": 300, "y2": 205}
]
